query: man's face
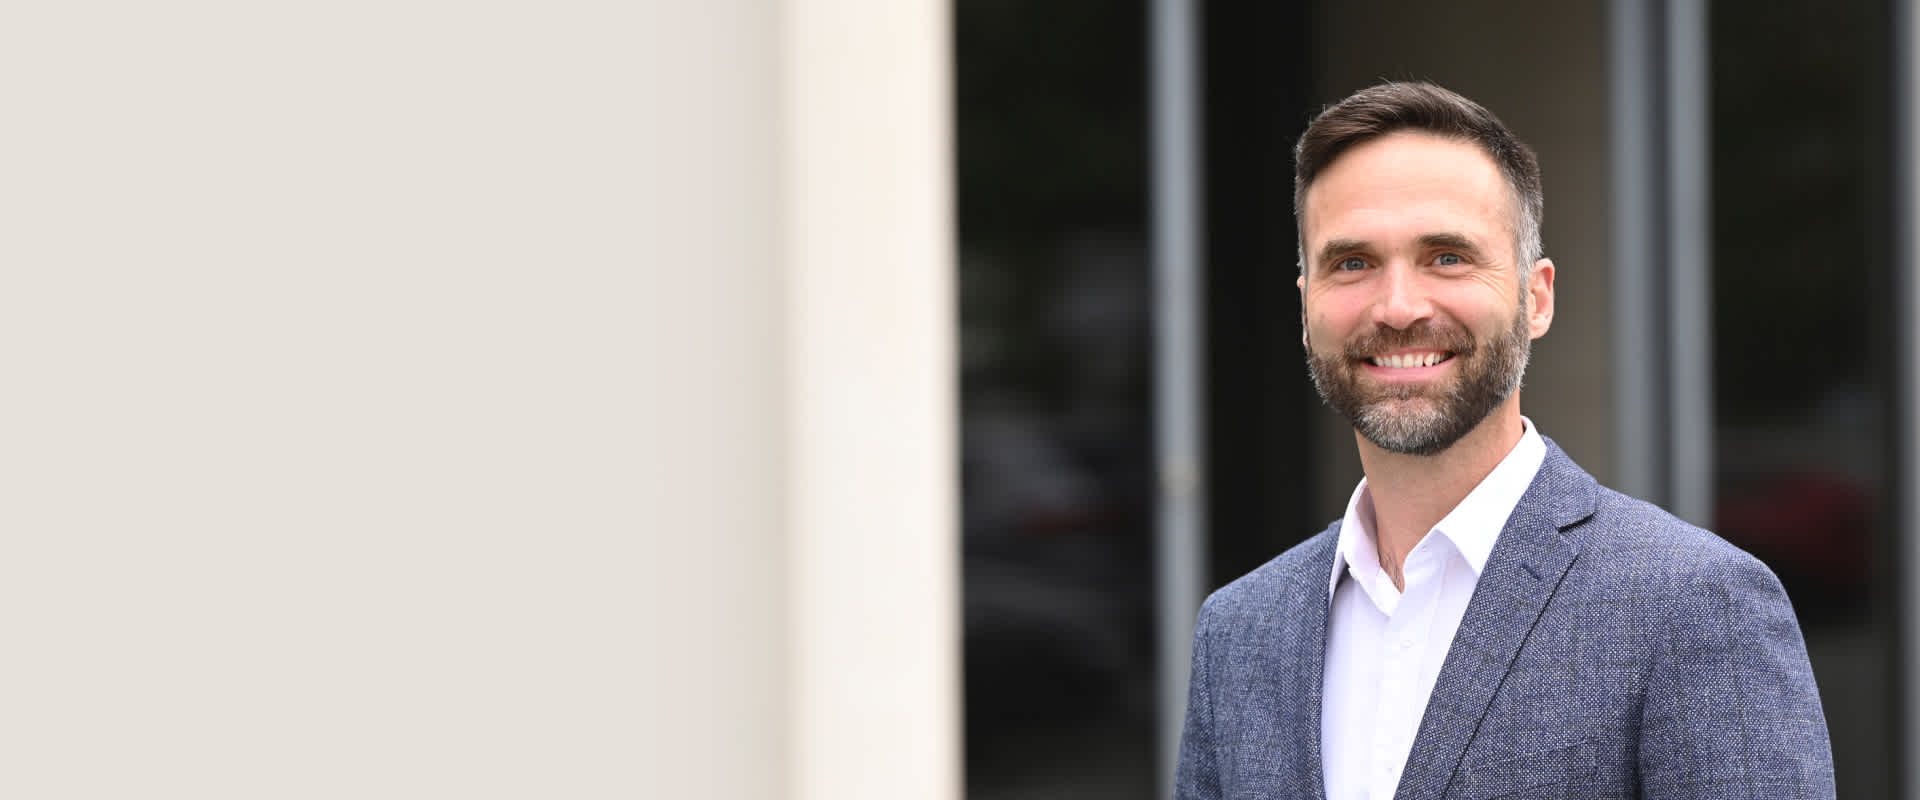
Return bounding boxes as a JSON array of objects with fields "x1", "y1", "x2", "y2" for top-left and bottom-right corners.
[{"x1": 1297, "y1": 131, "x2": 1554, "y2": 456}]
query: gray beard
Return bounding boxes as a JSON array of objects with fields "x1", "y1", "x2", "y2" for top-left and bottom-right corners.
[{"x1": 1305, "y1": 308, "x2": 1531, "y2": 457}]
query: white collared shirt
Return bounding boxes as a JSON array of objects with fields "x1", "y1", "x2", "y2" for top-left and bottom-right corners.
[{"x1": 1320, "y1": 418, "x2": 1547, "y2": 800}]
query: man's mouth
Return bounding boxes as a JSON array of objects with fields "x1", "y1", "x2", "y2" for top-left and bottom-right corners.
[{"x1": 1366, "y1": 350, "x2": 1455, "y2": 368}]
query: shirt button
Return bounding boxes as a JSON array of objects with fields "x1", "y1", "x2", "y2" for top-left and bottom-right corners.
[{"x1": 1399, "y1": 637, "x2": 1414, "y2": 650}]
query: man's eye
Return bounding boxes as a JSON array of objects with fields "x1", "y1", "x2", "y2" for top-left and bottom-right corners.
[
  {"x1": 1434, "y1": 253, "x2": 1464, "y2": 266},
  {"x1": 1336, "y1": 257, "x2": 1367, "y2": 272}
]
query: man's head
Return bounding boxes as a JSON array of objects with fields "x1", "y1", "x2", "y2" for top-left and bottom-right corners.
[{"x1": 1294, "y1": 82, "x2": 1555, "y2": 456}]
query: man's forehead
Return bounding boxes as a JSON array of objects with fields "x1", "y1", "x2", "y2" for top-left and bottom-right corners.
[{"x1": 1299, "y1": 133, "x2": 1519, "y2": 250}]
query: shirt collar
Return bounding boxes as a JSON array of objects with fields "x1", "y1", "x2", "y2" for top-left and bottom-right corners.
[{"x1": 1327, "y1": 417, "x2": 1548, "y2": 599}]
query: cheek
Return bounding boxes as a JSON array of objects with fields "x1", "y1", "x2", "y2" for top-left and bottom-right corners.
[
  {"x1": 1433, "y1": 286, "x2": 1518, "y2": 327},
  {"x1": 1302, "y1": 291, "x2": 1348, "y2": 326},
  {"x1": 1301, "y1": 309, "x2": 1335, "y2": 343},
  {"x1": 1303, "y1": 314, "x2": 1356, "y2": 357},
  {"x1": 1456, "y1": 275, "x2": 1522, "y2": 309},
  {"x1": 1303, "y1": 299, "x2": 1363, "y2": 340}
]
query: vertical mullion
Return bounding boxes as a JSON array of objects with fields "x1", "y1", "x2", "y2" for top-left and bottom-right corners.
[
  {"x1": 1611, "y1": 0, "x2": 1665, "y2": 506},
  {"x1": 1665, "y1": 0, "x2": 1715, "y2": 527},
  {"x1": 1894, "y1": 0, "x2": 1920, "y2": 792},
  {"x1": 1149, "y1": 0, "x2": 1207, "y2": 789}
]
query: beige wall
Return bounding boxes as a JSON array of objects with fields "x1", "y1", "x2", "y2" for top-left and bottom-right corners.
[
  {"x1": 6, "y1": 2, "x2": 954, "y2": 798},
  {"x1": 1308, "y1": 0, "x2": 1617, "y2": 519},
  {"x1": 644, "y1": 3, "x2": 788, "y2": 797}
]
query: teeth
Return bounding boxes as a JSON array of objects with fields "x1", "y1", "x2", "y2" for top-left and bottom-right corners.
[{"x1": 1371, "y1": 351, "x2": 1447, "y2": 368}]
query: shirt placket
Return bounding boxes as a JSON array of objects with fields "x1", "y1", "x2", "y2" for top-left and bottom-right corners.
[{"x1": 1368, "y1": 541, "x2": 1440, "y2": 800}]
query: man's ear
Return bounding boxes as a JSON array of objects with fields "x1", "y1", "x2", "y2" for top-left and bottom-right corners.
[
  {"x1": 1527, "y1": 258, "x2": 1555, "y2": 339},
  {"x1": 1297, "y1": 274, "x2": 1308, "y2": 348}
]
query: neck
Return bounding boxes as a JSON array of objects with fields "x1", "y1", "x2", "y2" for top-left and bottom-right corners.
[{"x1": 1357, "y1": 399, "x2": 1526, "y2": 582}]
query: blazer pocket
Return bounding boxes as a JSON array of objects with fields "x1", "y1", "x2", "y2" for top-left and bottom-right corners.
[{"x1": 1453, "y1": 739, "x2": 1598, "y2": 800}]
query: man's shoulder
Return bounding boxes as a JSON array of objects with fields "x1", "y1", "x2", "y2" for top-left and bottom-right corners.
[
  {"x1": 1567, "y1": 481, "x2": 1785, "y2": 595},
  {"x1": 1197, "y1": 522, "x2": 1339, "y2": 627},
  {"x1": 1528, "y1": 438, "x2": 1780, "y2": 589}
]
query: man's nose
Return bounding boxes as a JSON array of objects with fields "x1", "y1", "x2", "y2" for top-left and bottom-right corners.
[{"x1": 1371, "y1": 264, "x2": 1434, "y2": 330}]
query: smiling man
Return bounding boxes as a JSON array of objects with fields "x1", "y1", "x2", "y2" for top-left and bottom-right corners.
[{"x1": 1173, "y1": 83, "x2": 1834, "y2": 800}]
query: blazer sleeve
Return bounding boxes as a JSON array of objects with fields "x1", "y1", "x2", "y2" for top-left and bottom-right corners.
[
  {"x1": 1173, "y1": 599, "x2": 1222, "y2": 800},
  {"x1": 1637, "y1": 552, "x2": 1836, "y2": 798}
]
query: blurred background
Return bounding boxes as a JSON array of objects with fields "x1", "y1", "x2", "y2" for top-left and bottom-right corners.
[{"x1": 959, "y1": 0, "x2": 1904, "y2": 798}]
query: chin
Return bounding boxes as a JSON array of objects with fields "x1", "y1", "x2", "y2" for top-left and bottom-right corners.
[{"x1": 1353, "y1": 398, "x2": 1478, "y2": 454}]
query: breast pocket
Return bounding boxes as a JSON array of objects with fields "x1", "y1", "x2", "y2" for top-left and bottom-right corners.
[{"x1": 1452, "y1": 739, "x2": 1598, "y2": 800}]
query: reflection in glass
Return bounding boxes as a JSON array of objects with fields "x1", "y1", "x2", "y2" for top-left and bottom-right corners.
[
  {"x1": 958, "y1": 2, "x2": 1157, "y2": 797},
  {"x1": 1711, "y1": 2, "x2": 1894, "y2": 796}
]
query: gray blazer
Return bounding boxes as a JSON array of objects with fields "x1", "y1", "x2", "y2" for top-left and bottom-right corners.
[{"x1": 1174, "y1": 440, "x2": 1835, "y2": 799}]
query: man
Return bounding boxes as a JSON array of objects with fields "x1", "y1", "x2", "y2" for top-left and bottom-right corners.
[{"x1": 1173, "y1": 82, "x2": 1834, "y2": 799}]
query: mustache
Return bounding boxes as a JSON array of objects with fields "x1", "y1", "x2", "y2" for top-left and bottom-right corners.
[{"x1": 1339, "y1": 321, "x2": 1478, "y2": 360}]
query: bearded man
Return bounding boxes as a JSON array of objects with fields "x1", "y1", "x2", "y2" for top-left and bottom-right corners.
[{"x1": 1173, "y1": 82, "x2": 1834, "y2": 800}]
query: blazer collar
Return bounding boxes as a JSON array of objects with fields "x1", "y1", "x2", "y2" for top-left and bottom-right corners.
[{"x1": 1390, "y1": 437, "x2": 1597, "y2": 800}]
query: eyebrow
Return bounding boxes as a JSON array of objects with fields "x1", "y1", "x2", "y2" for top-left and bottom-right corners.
[
  {"x1": 1417, "y1": 232, "x2": 1487, "y2": 256},
  {"x1": 1313, "y1": 238, "x2": 1372, "y2": 268}
]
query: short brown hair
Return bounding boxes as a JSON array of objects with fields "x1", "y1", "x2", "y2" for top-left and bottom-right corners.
[{"x1": 1294, "y1": 82, "x2": 1543, "y2": 270}]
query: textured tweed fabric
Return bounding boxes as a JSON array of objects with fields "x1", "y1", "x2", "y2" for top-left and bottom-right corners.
[{"x1": 1173, "y1": 439, "x2": 1835, "y2": 800}]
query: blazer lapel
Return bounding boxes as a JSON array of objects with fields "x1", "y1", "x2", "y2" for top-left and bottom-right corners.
[
  {"x1": 1392, "y1": 441, "x2": 1598, "y2": 800},
  {"x1": 1237, "y1": 526, "x2": 1338, "y2": 800}
]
